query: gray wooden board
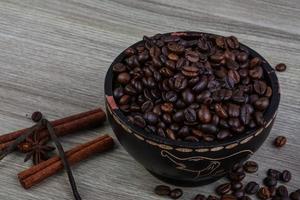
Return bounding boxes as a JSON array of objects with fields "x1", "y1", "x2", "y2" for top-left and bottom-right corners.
[{"x1": 0, "y1": 0, "x2": 299, "y2": 199}]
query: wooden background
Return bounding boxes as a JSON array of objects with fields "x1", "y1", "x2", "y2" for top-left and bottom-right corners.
[{"x1": 0, "y1": 0, "x2": 299, "y2": 199}]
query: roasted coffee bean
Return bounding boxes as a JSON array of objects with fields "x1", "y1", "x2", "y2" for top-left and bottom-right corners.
[
  {"x1": 253, "y1": 80, "x2": 267, "y2": 95},
  {"x1": 229, "y1": 171, "x2": 246, "y2": 181},
  {"x1": 263, "y1": 176, "x2": 277, "y2": 187},
  {"x1": 31, "y1": 111, "x2": 43, "y2": 122},
  {"x1": 182, "y1": 89, "x2": 195, "y2": 104},
  {"x1": 234, "y1": 189, "x2": 245, "y2": 199},
  {"x1": 228, "y1": 104, "x2": 240, "y2": 118},
  {"x1": 112, "y1": 63, "x2": 127, "y2": 73},
  {"x1": 184, "y1": 107, "x2": 197, "y2": 122},
  {"x1": 193, "y1": 77, "x2": 208, "y2": 93},
  {"x1": 166, "y1": 128, "x2": 176, "y2": 140},
  {"x1": 200, "y1": 124, "x2": 218, "y2": 134},
  {"x1": 240, "y1": 104, "x2": 254, "y2": 125},
  {"x1": 231, "y1": 181, "x2": 243, "y2": 191},
  {"x1": 267, "y1": 169, "x2": 281, "y2": 180},
  {"x1": 249, "y1": 57, "x2": 261, "y2": 68},
  {"x1": 258, "y1": 187, "x2": 271, "y2": 200},
  {"x1": 226, "y1": 36, "x2": 239, "y2": 49},
  {"x1": 276, "y1": 186, "x2": 288, "y2": 197},
  {"x1": 182, "y1": 66, "x2": 200, "y2": 77},
  {"x1": 184, "y1": 135, "x2": 199, "y2": 142},
  {"x1": 254, "y1": 112, "x2": 264, "y2": 126},
  {"x1": 157, "y1": 128, "x2": 166, "y2": 137},
  {"x1": 215, "y1": 104, "x2": 228, "y2": 119},
  {"x1": 245, "y1": 182, "x2": 259, "y2": 194},
  {"x1": 117, "y1": 72, "x2": 131, "y2": 84},
  {"x1": 274, "y1": 136, "x2": 287, "y2": 148},
  {"x1": 162, "y1": 113, "x2": 172, "y2": 124},
  {"x1": 191, "y1": 128, "x2": 204, "y2": 138},
  {"x1": 281, "y1": 170, "x2": 292, "y2": 182},
  {"x1": 269, "y1": 186, "x2": 277, "y2": 197},
  {"x1": 119, "y1": 95, "x2": 131, "y2": 105},
  {"x1": 208, "y1": 195, "x2": 220, "y2": 200},
  {"x1": 194, "y1": 194, "x2": 207, "y2": 200},
  {"x1": 243, "y1": 161, "x2": 258, "y2": 173},
  {"x1": 185, "y1": 50, "x2": 200, "y2": 62},
  {"x1": 132, "y1": 115, "x2": 146, "y2": 128},
  {"x1": 228, "y1": 69, "x2": 240, "y2": 84},
  {"x1": 275, "y1": 63, "x2": 287, "y2": 72},
  {"x1": 113, "y1": 87, "x2": 124, "y2": 100},
  {"x1": 217, "y1": 130, "x2": 230, "y2": 140},
  {"x1": 203, "y1": 134, "x2": 216, "y2": 142},
  {"x1": 154, "y1": 185, "x2": 171, "y2": 196},
  {"x1": 216, "y1": 183, "x2": 232, "y2": 195},
  {"x1": 141, "y1": 100, "x2": 154, "y2": 112},
  {"x1": 198, "y1": 105, "x2": 212, "y2": 124},
  {"x1": 221, "y1": 194, "x2": 237, "y2": 200},
  {"x1": 161, "y1": 102, "x2": 174, "y2": 113},
  {"x1": 169, "y1": 188, "x2": 183, "y2": 199},
  {"x1": 290, "y1": 192, "x2": 300, "y2": 200},
  {"x1": 249, "y1": 66, "x2": 263, "y2": 79},
  {"x1": 265, "y1": 86, "x2": 273, "y2": 98},
  {"x1": 178, "y1": 126, "x2": 190, "y2": 137},
  {"x1": 172, "y1": 110, "x2": 185, "y2": 123},
  {"x1": 143, "y1": 112, "x2": 158, "y2": 125}
]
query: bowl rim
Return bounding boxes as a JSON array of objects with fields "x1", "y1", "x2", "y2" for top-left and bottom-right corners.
[{"x1": 104, "y1": 31, "x2": 280, "y2": 149}]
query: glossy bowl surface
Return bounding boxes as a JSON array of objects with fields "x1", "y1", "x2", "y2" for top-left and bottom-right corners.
[{"x1": 105, "y1": 32, "x2": 280, "y2": 186}]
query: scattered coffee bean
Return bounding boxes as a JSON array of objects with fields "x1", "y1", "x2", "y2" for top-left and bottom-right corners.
[
  {"x1": 170, "y1": 188, "x2": 183, "y2": 199},
  {"x1": 243, "y1": 161, "x2": 258, "y2": 173},
  {"x1": 281, "y1": 170, "x2": 292, "y2": 182},
  {"x1": 231, "y1": 181, "x2": 243, "y2": 191},
  {"x1": 229, "y1": 171, "x2": 246, "y2": 181},
  {"x1": 208, "y1": 195, "x2": 220, "y2": 200},
  {"x1": 154, "y1": 185, "x2": 171, "y2": 196},
  {"x1": 194, "y1": 194, "x2": 207, "y2": 200},
  {"x1": 233, "y1": 189, "x2": 245, "y2": 199},
  {"x1": 221, "y1": 194, "x2": 237, "y2": 200},
  {"x1": 267, "y1": 169, "x2": 281, "y2": 180},
  {"x1": 245, "y1": 181, "x2": 259, "y2": 194},
  {"x1": 31, "y1": 111, "x2": 43, "y2": 122},
  {"x1": 216, "y1": 183, "x2": 232, "y2": 195},
  {"x1": 290, "y1": 191, "x2": 300, "y2": 200},
  {"x1": 258, "y1": 187, "x2": 271, "y2": 200},
  {"x1": 263, "y1": 176, "x2": 277, "y2": 187},
  {"x1": 276, "y1": 185, "x2": 288, "y2": 197},
  {"x1": 275, "y1": 63, "x2": 287, "y2": 72},
  {"x1": 274, "y1": 136, "x2": 287, "y2": 148}
]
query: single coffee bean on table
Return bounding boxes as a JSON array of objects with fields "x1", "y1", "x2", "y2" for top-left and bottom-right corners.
[
  {"x1": 194, "y1": 194, "x2": 207, "y2": 200},
  {"x1": 263, "y1": 176, "x2": 277, "y2": 187},
  {"x1": 169, "y1": 188, "x2": 183, "y2": 199},
  {"x1": 112, "y1": 33, "x2": 273, "y2": 142},
  {"x1": 267, "y1": 169, "x2": 281, "y2": 180},
  {"x1": 243, "y1": 161, "x2": 258, "y2": 173},
  {"x1": 276, "y1": 185, "x2": 288, "y2": 197},
  {"x1": 275, "y1": 63, "x2": 287, "y2": 72},
  {"x1": 280, "y1": 170, "x2": 292, "y2": 182},
  {"x1": 154, "y1": 185, "x2": 171, "y2": 196},
  {"x1": 257, "y1": 187, "x2": 271, "y2": 200},
  {"x1": 274, "y1": 136, "x2": 287, "y2": 147},
  {"x1": 216, "y1": 183, "x2": 232, "y2": 195},
  {"x1": 245, "y1": 181, "x2": 260, "y2": 194},
  {"x1": 31, "y1": 111, "x2": 43, "y2": 122}
]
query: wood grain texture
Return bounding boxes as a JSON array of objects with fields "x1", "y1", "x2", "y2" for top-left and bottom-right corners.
[{"x1": 0, "y1": 0, "x2": 299, "y2": 199}]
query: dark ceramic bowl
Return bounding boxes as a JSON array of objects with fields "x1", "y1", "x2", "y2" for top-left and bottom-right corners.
[{"x1": 104, "y1": 32, "x2": 280, "y2": 186}]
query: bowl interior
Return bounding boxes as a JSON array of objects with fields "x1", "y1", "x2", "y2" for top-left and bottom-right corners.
[{"x1": 105, "y1": 32, "x2": 280, "y2": 148}]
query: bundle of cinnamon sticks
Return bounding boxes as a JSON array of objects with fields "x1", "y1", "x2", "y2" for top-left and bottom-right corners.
[{"x1": 0, "y1": 107, "x2": 115, "y2": 190}]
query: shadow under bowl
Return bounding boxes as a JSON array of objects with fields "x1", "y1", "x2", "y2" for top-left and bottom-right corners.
[{"x1": 104, "y1": 32, "x2": 280, "y2": 186}]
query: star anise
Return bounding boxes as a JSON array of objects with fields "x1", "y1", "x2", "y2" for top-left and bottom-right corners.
[{"x1": 18, "y1": 131, "x2": 55, "y2": 165}]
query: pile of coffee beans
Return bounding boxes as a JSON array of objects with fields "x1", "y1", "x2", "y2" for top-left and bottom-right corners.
[
  {"x1": 112, "y1": 33, "x2": 273, "y2": 142},
  {"x1": 154, "y1": 161, "x2": 299, "y2": 200}
]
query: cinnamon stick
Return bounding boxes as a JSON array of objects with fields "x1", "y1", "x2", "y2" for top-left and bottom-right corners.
[
  {"x1": 18, "y1": 134, "x2": 114, "y2": 189},
  {"x1": 0, "y1": 108, "x2": 106, "y2": 150}
]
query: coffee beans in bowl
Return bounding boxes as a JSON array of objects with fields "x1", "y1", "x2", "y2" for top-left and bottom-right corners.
[
  {"x1": 105, "y1": 32, "x2": 280, "y2": 185},
  {"x1": 111, "y1": 33, "x2": 272, "y2": 142}
]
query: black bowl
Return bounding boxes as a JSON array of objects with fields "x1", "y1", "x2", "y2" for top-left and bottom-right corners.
[{"x1": 104, "y1": 32, "x2": 280, "y2": 186}]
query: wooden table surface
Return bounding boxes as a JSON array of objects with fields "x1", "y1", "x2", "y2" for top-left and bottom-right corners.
[{"x1": 0, "y1": 0, "x2": 299, "y2": 199}]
